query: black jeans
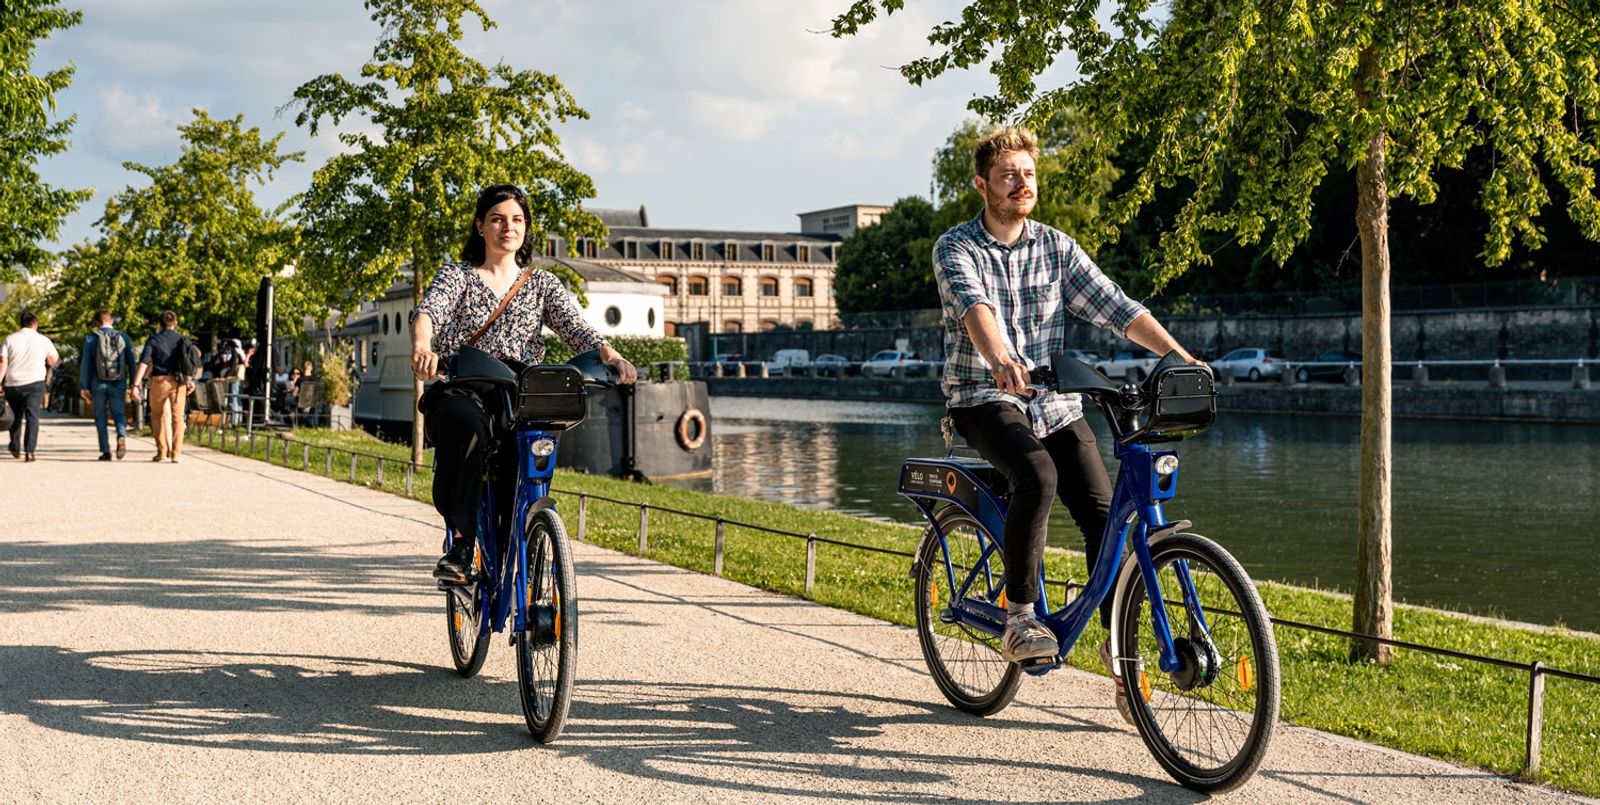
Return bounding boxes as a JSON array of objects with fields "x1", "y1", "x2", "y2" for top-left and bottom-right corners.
[
  {"x1": 949, "y1": 402, "x2": 1115, "y2": 626},
  {"x1": 425, "y1": 391, "x2": 515, "y2": 547},
  {"x1": 5, "y1": 382, "x2": 46, "y2": 454}
]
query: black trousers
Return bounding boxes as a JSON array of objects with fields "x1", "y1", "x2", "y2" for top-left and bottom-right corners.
[
  {"x1": 5, "y1": 382, "x2": 46, "y2": 453},
  {"x1": 425, "y1": 391, "x2": 515, "y2": 547},
  {"x1": 949, "y1": 402, "x2": 1115, "y2": 626}
]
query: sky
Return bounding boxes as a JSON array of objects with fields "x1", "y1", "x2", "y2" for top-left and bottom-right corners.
[{"x1": 34, "y1": 0, "x2": 1077, "y2": 248}]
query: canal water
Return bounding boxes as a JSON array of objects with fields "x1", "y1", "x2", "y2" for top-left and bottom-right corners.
[{"x1": 664, "y1": 396, "x2": 1600, "y2": 632}]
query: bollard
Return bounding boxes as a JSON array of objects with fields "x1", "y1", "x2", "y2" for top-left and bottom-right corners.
[
  {"x1": 805, "y1": 534, "x2": 817, "y2": 596},
  {"x1": 249, "y1": 432, "x2": 256, "y2": 454},
  {"x1": 735, "y1": 362, "x2": 746, "y2": 379},
  {"x1": 1489, "y1": 363, "x2": 1507, "y2": 389},
  {"x1": 1218, "y1": 366, "x2": 1234, "y2": 386},
  {"x1": 405, "y1": 462, "x2": 414, "y2": 495},
  {"x1": 1343, "y1": 365, "x2": 1360, "y2": 387},
  {"x1": 1280, "y1": 362, "x2": 1295, "y2": 385},
  {"x1": 714, "y1": 518, "x2": 726, "y2": 576},
  {"x1": 577, "y1": 494, "x2": 588, "y2": 540},
  {"x1": 891, "y1": 365, "x2": 905, "y2": 380},
  {"x1": 1412, "y1": 364, "x2": 1430, "y2": 389},
  {"x1": 638, "y1": 505, "x2": 649, "y2": 554},
  {"x1": 302, "y1": 443, "x2": 310, "y2": 471},
  {"x1": 757, "y1": 363, "x2": 769, "y2": 379},
  {"x1": 713, "y1": 362, "x2": 724, "y2": 378},
  {"x1": 1574, "y1": 364, "x2": 1591, "y2": 390},
  {"x1": 349, "y1": 452, "x2": 357, "y2": 481},
  {"x1": 376, "y1": 457, "x2": 384, "y2": 486},
  {"x1": 325, "y1": 446, "x2": 333, "y2": 476},
  {"x1": 1526, "y1": 662, "x2": 1545, "y2": 775}
]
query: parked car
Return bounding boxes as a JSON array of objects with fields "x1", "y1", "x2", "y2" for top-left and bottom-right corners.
[
  {"x1": 1059, "y1": 349, "x2": 1103, "y2": 366},
  {"x1": 770, "y1": 349, "x2": 811, "y2": 374},
  {"x1": 1210, "y1": 347, "x2": 1288, "y2": 381},
  {"x1": 1096, "y1": 349, "x2": 1160, "y2": 380},
  {"x1": 1295, "y1": 350, "x2": 1361, "y2": 383},
  {"x1": 812, "y1": 354, "x2": 851, "y2": 377},
  {"x1": 860, "y1": 349, "x2": 923, "y2": 378}
]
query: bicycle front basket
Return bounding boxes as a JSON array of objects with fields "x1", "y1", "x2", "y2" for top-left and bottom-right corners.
[
  {"x1": 1141, "y1": 365, "x2": 1216, "y2": 440},
  {"x1": 513, "y1": 365, "x2": 587, "y2": 427}
]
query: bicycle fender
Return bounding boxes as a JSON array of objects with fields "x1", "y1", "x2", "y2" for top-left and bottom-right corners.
[
  {"x1": 528, "y1": 496, "x2": 558, "y2": 515},
  {"x1": 1107, "y1": 520, "x2": 1191, "y2": 670}
]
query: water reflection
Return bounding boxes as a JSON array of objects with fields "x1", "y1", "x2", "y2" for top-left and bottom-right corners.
[{"x1": 663, "y1": 397, "x2": 1600, "y2": 632}]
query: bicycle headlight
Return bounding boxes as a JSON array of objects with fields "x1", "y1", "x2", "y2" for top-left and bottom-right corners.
[
  {"x1": 1155, "y1": 454, "x2": 1179, "y2": 475},
  {"x1": 530, "y1": 439, "x2": 556, "y2": 457}
]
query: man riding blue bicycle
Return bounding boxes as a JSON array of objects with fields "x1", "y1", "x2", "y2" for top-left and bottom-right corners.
[{"x1": 934, "y1": 126, "x2": 1200, "y2": 719}]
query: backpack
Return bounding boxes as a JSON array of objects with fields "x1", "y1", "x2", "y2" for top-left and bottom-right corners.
[
  {"x1": 174, "y1": 336, "x2": 200, "y2": 381},
  {"x1": 94, "y1": 330, "x2": 126, "y2": 382}
]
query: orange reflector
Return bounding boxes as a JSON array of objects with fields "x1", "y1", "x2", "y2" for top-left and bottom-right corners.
[
  {"x1": 1238, "y1": 655, "x2": 1253, "y2": 692},
  {"x1": 928, "y1": 581, "x2": 939, "y2": 610},
  {"x1": 997, "y1": 590, "x2": 1008, "y2": 608},
  {"x1": 453, "y1": 611, "x2": 462, "y2": 631},
  {"x1": 1139, "y1": 671, "x2": 1153, "y2": 702}
]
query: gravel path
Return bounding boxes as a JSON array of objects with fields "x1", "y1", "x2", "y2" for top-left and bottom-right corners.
[{"x1": 1, "y1": 416, "x2": 1589, "y2": 803}]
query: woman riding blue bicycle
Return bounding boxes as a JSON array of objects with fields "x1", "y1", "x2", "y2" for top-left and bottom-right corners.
[
  {"x1": 934, "y1": 127, "x2": 1201, "y2": 718},
  {"x1": 410, "y1": 184, "x2": 637, "y2": 582}
]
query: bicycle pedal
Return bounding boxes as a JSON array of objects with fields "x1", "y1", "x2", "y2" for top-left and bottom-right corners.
[
  {"x1": 435, "y1": 578, "x2": 473, "y2": 591},
  {"x1": 1017, "y1": 656, "x2": 1060, "y2": 672}
]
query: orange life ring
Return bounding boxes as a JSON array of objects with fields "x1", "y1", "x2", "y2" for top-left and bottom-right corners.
[{"x1": 675, "y1": 407, "x2": 708, "y2": 451}]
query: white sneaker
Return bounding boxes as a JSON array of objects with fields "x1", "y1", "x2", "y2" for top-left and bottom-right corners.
[
  {"x1": 1001, "y1": 614, "x2": 1057, "y2": 663},
  {"x1": 1100, "y1": 639, "x2": 1136, "y2": 725}
]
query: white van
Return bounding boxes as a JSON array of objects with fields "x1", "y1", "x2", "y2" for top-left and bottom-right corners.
[{"x1": 770, "y1": 349, "x2": 811, "y2": 375}]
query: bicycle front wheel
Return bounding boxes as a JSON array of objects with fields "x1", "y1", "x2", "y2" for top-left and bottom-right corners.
[
  {"x1": 516, "y1": 507, "x2": 578, "y2": 743},
  {"x1": 914, "y1": 508, "x2": 1021, "y2": 716},
  {"x1": 1117, "y1": 532, "x2": 1279, "y2": 793}
]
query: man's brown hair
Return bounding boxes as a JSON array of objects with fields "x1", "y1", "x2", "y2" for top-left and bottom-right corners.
[
  {"x1": 974, "y1": 126, "x2": 1040, "y2": 181},
  {"x1": 93, "y1": 308, "x2": 112, "y2": 326},
  {"x1": 159, "y1": 310, "x2": 177, "y2": 327}
]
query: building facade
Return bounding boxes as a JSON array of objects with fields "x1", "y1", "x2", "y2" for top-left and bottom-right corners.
[
  {"x1": 797, "y1": 204, "x2": 891, "y2": 239},
  {"x1": 560, "y1": 206, "x2": 853, "y2": 336}
]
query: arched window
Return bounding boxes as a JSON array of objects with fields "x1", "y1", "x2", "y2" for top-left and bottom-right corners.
[
  {"x1": 796, "y1": 320, "x2": 814, "y2": 331},
  {"x1": 760, "y1": 319, "x2": 780, "y2": 331},
  {"x1": 722, "y1": 320, "x2": 742, "y2": 333},
  {"x1": 722, "y1": 277, "x2": 743, "y2": 297},
  {"x1": 688, "y1": 275, "x2": 709, "y2": 296},
  {"x1": 793, "y1": 277, "x2": 814, "y2": 298},
  {"x1": 663, "y1": 321, "x2": 678, "y2": 337},
  {"x1": 658, "y1": 275, "x2": 679, "y2": 296},
  {"x1": 759, "y1": 277, "x2": 779, "y2": 297}
]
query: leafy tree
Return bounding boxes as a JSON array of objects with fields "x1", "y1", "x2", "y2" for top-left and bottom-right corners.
[
  {"x1": 291, "y1": 0, "x2": 605, "y2": 462},
  {"x1": 48, "y1": 110, "x2": 302, "y2": 345},
  {"x1": 834, "y1": 1, "x2": 1600, "y2": 661},
  {"x1": 834, "y1": 196, "x2": 938, "y2": 313},
  {"x1": 1, "y1": 0, "x2": 93, "y2": 278}
]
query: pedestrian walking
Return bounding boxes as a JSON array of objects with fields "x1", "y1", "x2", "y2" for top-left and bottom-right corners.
[
  {"x1": 0, "y1": 311, "x2": 62, "y2": 462},
  {"x1": 130, "y1": 310, "x2": 198, "y2": 463},
  {"x1": 79, "y1": 309, "x2": 139, "y2": 461}
]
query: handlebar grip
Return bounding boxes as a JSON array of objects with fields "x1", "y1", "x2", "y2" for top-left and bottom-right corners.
[{"x1": 1028, "y1": 366, "x2": 1057, "y2": 387}]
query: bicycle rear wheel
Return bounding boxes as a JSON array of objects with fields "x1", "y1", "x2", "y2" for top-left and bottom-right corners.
[
  {"x1": 444, "y1": 543, "x2": 489, "y2": 678},
  {"x1": 914, "y1": 508, "x2": 1021, "y2": 716},
  {"x1": 1117, "y1": 532, "x2": 1279, "y2": 793},
  {"x1": 516, "y1": 508, "x2": 577, "y2": 743}
]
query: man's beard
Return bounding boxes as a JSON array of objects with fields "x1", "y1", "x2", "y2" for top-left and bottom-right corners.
[{"x1": 985, "y1": 188, "x2": 1036, "y2": 224}]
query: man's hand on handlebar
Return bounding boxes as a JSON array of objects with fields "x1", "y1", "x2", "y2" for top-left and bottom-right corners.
[
  {"x1": 991, "y1": 359, "x2": 1032, "y2": 396},
  {"x1": 412, "y1": 347, "x2": 442, "y2": 381}
]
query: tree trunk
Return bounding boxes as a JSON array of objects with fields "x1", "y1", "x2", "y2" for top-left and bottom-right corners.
[
  {"x1": 411, "y1": 256, "x2": 426, "y2": 467},
  {"x1": 1352, "y1": 47, "x2": 1394, "y2": 664}
]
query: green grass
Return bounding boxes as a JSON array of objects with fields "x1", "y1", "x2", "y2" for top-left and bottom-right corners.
[{"x1": 184, "y1": 423, "x2": 1600, "y2": 796}]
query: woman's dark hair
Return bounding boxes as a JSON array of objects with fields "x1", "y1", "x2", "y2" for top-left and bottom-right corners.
[{"x1": 460, "y1": 184, "x2": 535, "y2": 267}]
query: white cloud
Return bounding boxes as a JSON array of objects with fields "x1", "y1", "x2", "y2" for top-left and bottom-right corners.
[
  {"x1": 93, "y1": 87, "x2": 188, "y2": 158},
  {"x1": 687, "y1": 93, "x2": 784, "y2": 140}
]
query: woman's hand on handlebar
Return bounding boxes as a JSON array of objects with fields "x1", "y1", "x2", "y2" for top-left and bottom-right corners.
[
  {"x1": 412, "y1": 346, "x2": 442, "y2": 381},
  {"x1": 606, "y1": 355, "x2": 637, "y2": 385}
]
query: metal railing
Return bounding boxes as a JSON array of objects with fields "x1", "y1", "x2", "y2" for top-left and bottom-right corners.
[{"x1": 186, "y1": 419, "x2": 1599, "y2": 776}]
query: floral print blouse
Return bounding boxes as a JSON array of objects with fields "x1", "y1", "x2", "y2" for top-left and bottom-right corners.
[{"x1": 412, "y1": 261, "x2": 604, "y2": 364}]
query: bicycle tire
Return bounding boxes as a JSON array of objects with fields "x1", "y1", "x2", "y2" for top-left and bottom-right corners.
[
  {"x1": 444, "y1": 545, "x2": 489, "y2": 678},
  {"x1": 914, "y1": 508, "x2": 1021, "y2": 716},
  {"x1": 516, "y1": 507, "x2": 578, "y2": 743},
  {"x1": 1117, "y1": 532, "x2": 1279, "y2": 793}
]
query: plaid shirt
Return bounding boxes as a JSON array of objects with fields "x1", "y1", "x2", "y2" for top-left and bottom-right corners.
[{"x1": 934, "y1": 213, "x2": 1149, "y2": 437}]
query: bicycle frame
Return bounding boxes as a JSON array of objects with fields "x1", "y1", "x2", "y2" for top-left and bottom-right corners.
[
  {"x1": 445, "y1": 426, "x2": 562, "y2": 639},
  {"x1": 900, "y1": 400, "x2": 1197, "y2": 675}
]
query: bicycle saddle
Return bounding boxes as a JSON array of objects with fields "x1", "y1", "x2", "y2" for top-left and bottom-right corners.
[{"x1": 446, "y1": 344, "x2": 518, "y2": 388}]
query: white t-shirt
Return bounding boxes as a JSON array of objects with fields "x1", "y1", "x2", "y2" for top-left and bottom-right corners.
[{"x1": 2, "y1": 328, "x2": 60, "y2": 387}]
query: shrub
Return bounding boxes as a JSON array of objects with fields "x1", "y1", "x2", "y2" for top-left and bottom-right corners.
[{"x1": 543, "y1": 335, "x2": 689, "y2": 379}]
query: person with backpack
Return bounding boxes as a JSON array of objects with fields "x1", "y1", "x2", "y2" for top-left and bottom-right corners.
[
  {"x1": 130, "y1": 310, "x2": 199, "y2": 463},
  {"x1": 79, "y1": 309, "x2": 139, "y2": 461}
]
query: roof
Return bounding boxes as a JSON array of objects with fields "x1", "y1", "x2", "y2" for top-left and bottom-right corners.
[
  {"x1": 797, "y1": 203, "x2": 892, "y2": 217},
  {"x1": 587, "y1": 206, "x2": 650, "y2": 228},
  {"x1": 604, "y1": 226, "x2": 842, "y2": 244}
]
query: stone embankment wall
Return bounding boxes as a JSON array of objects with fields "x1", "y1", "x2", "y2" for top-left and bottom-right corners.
[{"x1": 699, "y1": 305, "x2": 1600, "y2": 364}]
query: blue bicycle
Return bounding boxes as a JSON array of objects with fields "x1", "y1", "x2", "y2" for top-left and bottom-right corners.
[
  {"x1": 900, "y1": 352, "x2": 1279, "y2": 792},
  {"x1": 438, "y1": 347, "x2": 616, "y2": 743}
]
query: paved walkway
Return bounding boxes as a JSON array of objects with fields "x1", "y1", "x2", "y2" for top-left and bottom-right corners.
[{"x1": 1, "y1": 416, "x2": 1589, "y2": 803}]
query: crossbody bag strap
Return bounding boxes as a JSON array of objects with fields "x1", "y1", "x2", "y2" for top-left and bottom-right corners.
[{"x1": 466, "y1": 264, "x2": 536, "y2": 347}]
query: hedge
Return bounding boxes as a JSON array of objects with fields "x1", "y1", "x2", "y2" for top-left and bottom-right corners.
[{"x1": 543, "y1": 334, "x2": 689, "y2": 379}]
